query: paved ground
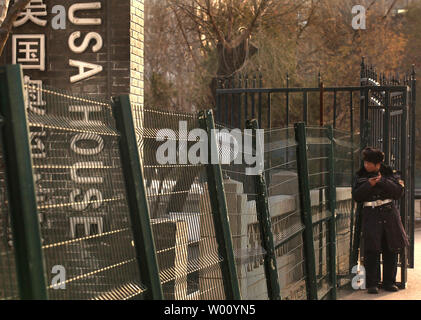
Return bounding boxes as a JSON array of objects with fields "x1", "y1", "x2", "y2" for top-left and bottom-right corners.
[{"x1": 338, "y1": 226, "x2": 421, "y2": 300}]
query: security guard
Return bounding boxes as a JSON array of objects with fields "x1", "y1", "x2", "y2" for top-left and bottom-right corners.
[{"x1": 352, "y1": 147, "x2": 409, "y2": 294}]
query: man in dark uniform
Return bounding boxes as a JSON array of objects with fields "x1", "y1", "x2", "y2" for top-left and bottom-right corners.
[{"x1": 352, "y1": 147, "x2": 409, "y2": 294}]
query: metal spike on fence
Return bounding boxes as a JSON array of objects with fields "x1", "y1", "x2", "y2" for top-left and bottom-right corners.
[
  {"x1": 361, "y1": 57, "x2": 365, "y2": 78},
  {"x1": 259, "y1": 71, "x2": 263, "y2": 88},
  {"x1": 286, "y1": 72, "x2": 290, "y2": 88}
]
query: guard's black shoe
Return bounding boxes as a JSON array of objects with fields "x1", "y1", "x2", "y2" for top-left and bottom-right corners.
[
  {"x1": 383, "y1": 284, "x2": 399, "y2": 292},
  {"x1": 367, "y1": 286, "x2": 379, "y2": 294}
]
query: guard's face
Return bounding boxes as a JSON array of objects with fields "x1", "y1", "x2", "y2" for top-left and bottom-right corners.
[{"x1": 364, "y1": 161, "x2": 381, "y2": 173}]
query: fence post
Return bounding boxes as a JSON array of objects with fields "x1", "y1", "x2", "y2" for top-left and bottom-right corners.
[
  {"x1": 294, "y1": 122, "x2": 318, "y2": 300},
  {"x1": 247, "y1": 119, "x2": 281, "y2": 300},
  {"x1": 112, "y1": 95, "x2": 163, "y2": 300},
  {"x1": 198, "y1": 109, "x2": 241, "y2": 300},
  {"x1": 0, "y1": 65, "x2": 47, "y2": 300},
  {"x1": 326, "y1": 125, "x2": 337, "y2": 300},
  {"x1": 399, "y1": 89, "x2": 409, "y2": 289},
  {"x1": 410, "y1": 65, "x2": 416, "y2": 269}
]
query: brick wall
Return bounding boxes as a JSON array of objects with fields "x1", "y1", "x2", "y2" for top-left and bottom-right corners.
[
  {"x1": 129, "y1": 0, "x2": 144, "y2": 146},
  {"x1": 2, "y1": 0, "x2": 144, "y2": 105}
]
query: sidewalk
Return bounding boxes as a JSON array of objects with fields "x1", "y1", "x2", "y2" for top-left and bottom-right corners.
[{"x1": 338, "y1": 226, "x2": 421, "y2": 300}]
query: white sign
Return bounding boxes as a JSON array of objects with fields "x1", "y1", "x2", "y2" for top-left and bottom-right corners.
[
  {"x1": 12, "y1": 34, "x2": 45, "y2": 70},
  {"x1": 13, "y1": 0, "x2": 47, "y2": 27},
  {"x1": 13, "y1": 1, "x2": 106, "y2": 83},
  {"x1": 24, "y1": 75, "x2": 46, "y2": 115}
]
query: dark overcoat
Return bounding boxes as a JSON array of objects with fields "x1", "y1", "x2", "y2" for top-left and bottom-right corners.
[{"x1": 352, "y1": 164, "x2": 410, "y2": 252}]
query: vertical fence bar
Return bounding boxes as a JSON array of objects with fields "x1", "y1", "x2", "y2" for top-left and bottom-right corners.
[
  {"x1": 333, "y1": 91, "x2": 337, "y2": 129},
  {"x1": 326, "y1": 125, "x2": 337, "y2": 300},
  {"x1": 237, "y1": 76, "x2": 242, "y2": 129},
  {"x1": 267, "y1": 93, "x2": 271, "y2": 129},
  {"x1": 230, "y1": 79, "x2": 235, "y2": 128},
  {"x1": 349, "y1": 91, "x2": 355, "y2": 271},
  {"x1": 267, "y1": 93, "x2": 272, "y2": 185},
  {"x1": 0, "y1": 65, "x2": 47, "y2": 300},
  {"x1": 244, "y1": 74, "x2": 249, "y2": 122},
  {"x1": 303, "y1": 92, "x2": 308, "y2": 124},
  {"x1": 384, "y1": 91, "x2": 391, "y2": 164},
  {"x1": 247, "y1": 119, "x2": 281, "y2": 300},
  {"x1": 198, "y1": 109, "x2": 241, "y2": 300},
  {"x1": 320, "y1": 82, "x2": 324, "y2": 126},
  {"x1": 295, "y1": 122, "x2": 318, "y2": 300},
  {"x1": 286, "y1": 75, "x2": 290, "y2": 167},
  {"x1": 112, "y1": 95, "x2": 163, "y2": 300},
  {"x1": 399, "y1": 90, "x2": 408, "y2": 289},
  {"x1": 258, "y1": 73, "x2": 262, "y2": 127},
  {"x1": 286, "y1": 74, "x2": 290, "y2": 127},
  {"x1": 225, "y1": 78, "x2": 229, "y2": 126},
  {"x1": 410, "y1": 66, "x2": 416, "y2": 269},
  {"x1": 217, "y1": 79, "x2": 221, "y2": 123},
  {"x1": 252, "y1": 75, "x2": 256, "y2": 118}
]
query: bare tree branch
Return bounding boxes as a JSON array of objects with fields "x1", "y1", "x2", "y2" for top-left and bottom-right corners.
[
  {"x1": 383, "y1": 0, "x2": 399, "y2": 19},
  {"x1": 231, "y1": 0, "x2": 269, "y2": 47},
  {"x1": 0, "y1": 0, "x2": 31, "y2": 56},
  {"x1": 0, "y1": 0, "x2": 11, "y2": 25}
]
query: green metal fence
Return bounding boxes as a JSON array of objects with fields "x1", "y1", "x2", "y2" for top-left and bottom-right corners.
[
  {"x1": 265, "y1": 126, "x2": 308, "y2": 300},
  {"x1": 0, "y1": 126, "x2": 19, "y2": 300},
  {"x1": 0, "y1": 64, "x2": 361, "y2": 300},
  {"x1": 138, "y1": 108, "x2": 240, "y2": 300},
  {"x1": 332, "y1": 129, "x2": 360, "y2": 287}
]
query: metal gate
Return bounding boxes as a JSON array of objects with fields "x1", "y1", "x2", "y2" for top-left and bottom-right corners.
[
  {"x1": 216, "y1": 59, "x2": 417, "y2": 290},
  {"x1": 356, "y1": 64, "x2": 416, "y2": 288}
]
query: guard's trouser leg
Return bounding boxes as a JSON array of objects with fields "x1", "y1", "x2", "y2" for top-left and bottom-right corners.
[
  {"x1": 381, "y1": 232, "x2": 398, "y2": 286},
  {"x1": 364, "y1": 249, "x2": 381, "y2": 288}
]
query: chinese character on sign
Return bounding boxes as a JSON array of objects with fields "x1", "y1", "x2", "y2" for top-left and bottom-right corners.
[
  {"x1": 13, "y1": 0, "x2": 47, "y2": 27},
  {"x1": 24, "y1": 75, "x2": 46, "y2": 115},
  {"x1": 12, "y1": 34, "x2": 45, "y2": 70}
]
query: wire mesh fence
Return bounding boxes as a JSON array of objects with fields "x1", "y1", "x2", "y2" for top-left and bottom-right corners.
[
  {"x1": 264, "y1": 127, "x2": 306, "y2": 300},
  {"x1": 0, "y1": 139, "x2": 19, "y2": 300},
  {"x1": 333, "y1": 129, "x2": 360, "y2": 287},
  {"x1": 0, "y1": 65, "x2": 366, "y2": 300},
  {"x1": 140, "y1": 109, "x2": 227, "y2": 300},
  {"x1": 305, "y1": 127, "x2": 334, "y2": 299},
  {"x1": 215, "y1": 123, "x2": 268, "y2": 300},
  {"x1": 23, "y1": 83, "x2": 147, "y2": 300}
]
